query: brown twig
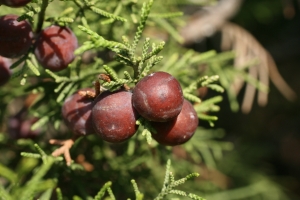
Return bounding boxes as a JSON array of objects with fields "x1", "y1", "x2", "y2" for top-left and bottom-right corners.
[
  {"x1": 49, "y1": 135, "x2": 80, "y2": 166},
  {"x1": 78, "y1": 90, "x2": 96, "y2": 98}
]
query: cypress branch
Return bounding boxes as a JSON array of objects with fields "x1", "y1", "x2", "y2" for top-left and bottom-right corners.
[
  {"x1": 21, "y1": 152, "x2": 42, "y2": 159},
  {"x1": 89, "y1": 6, "x2": 127, "y2": 22},
  {"x1": 141, "y1": 129, "x2": 152, "y2": 144},
  {"x1": 77, "y1": 26, "x2": 126, "y2": 50},
  {"x1": 142, "y1": 38, "x2": 150, "y2": 60},
  {"x1": 206, "y1": 84, "x2": 224, "y2": 93},
  {"x1": 131, "y1": 180, "x2": 144, "y2": 200},
  {"x1": 143, "y1": 41, "x2": 165, "y2": 61},
  {"x1": 122, "y1": 36, "x2": 130, "y2": 47},
  {"x1": 139, "y1": 56, "x2": 163, "y2": 79},
  {"x1": 0, "y1": 163, "x2": 18, "y2": 183},
  {"x1": 26, "y1": 60, "x2": 40, "y2": 76},
  {"x1": 149, "y1": 12, "x2": 183, "y2": 18},
  {"x1": 183, "y1": 93, "x2": 201, "y2": 103},
  {"x1": 103, "y1": 65, "x2": 119, "y2": 81},
  {"x1": 0, "y1": 185, "x2": 12, "y2": 200},
  {"x1": 169, "y1": 189, "x2": 187, "y2": 196},
  {"x1": 123, "y1": 71, "x2": 133, "y2": 81},
  {"x1": 154, "y1": 160, "x2": 204, "y2": 200},
  {"x1": 20, "y1": 158, "x2": 55, "y2": 200},
  {"x1": 188, "y1": 193, "x2": 206, "y2": 200},
  {"x1": 31, "y1": 116, "x2": 49, "y2": 131},
  {"x1": 20, "y1": 74, "x2": 28, "y2": 85},
  {"x1": 56, "y1": 188, "x2": 63, "y2": 200},
  {"x1": 34, "y1": 144, "x2": 47, "y2": 160},
  {"x1": 94, "y1": 182, "x2": 112, "y2": 200},
  {"x1": 45, "y1": 69, "x2": 69, "y2": 82},
  {"x1": 131, "y1": 0, "x2": 154, "y2": 55},
  {"x1": 54, "y1": 82, "x2": 66, "y2": 93},
  {"x1": 17, "y1": 12, "x2": 34, "y2": 21},
  {"x1": 56, "y1": 82, "x2": 75, "y2": 102},
  {"x1": 101, "y1": 2, "x2": 123, "y2": 25},
  {"x1": 107, "y1": 187, "x2": 116, "y2": 200}
]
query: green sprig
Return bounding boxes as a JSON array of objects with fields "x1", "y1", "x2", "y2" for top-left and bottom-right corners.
[
  {"x1": 77, "y1": 26, "x2": 126, "y2": 53},
  {"x1": 56, "y1": 188, "x2": 63, "y2": 200},
  {"x1": 0, "y1": 185, "x2": 12, "y2": 200},
  {"x1": 107, "y1": 187, "x2": 116, "y2": 200},
  {"x1": 183, "y1": 93, "x2": 201, "y2": 103},
  {"x1": 56, "y1": 82, "x2": 75, "y2": 102},
  {"x1": 138, "y1": 55, "x2": 163, "y2": 80},
  {"x1": 88, "y1": 5, "x2": 127, "y2": 22},
  {"x1": 154, "y1": 160, "x2": 204, "y2": 200},
  {"x1": 131, "y1": 179, "x2": 144, "y2": 200},
  {"x1": 94, "y1": 182, "x2": 113, "y2": 200},
  {"x1": 131, "y1": 0, "x2": 154, "y2": 55},
  {"x1": 20, "y1": 153, "x2": 42, "y2": 159},
  {"x1": 142, "y1": 38, "x2": 151, "y2": 60},
  {"x1": 123, "y1": 71, "x2": 133, "y2": 81},
  {"x1": 0, "y1": 163, "x2": 18, "y2": 183},
  {"x1": 143, "y1": 41, "x2": 165, "y2": 61},
  {"x1": 136, "y1": 117, "x2": 156, "y2": 144},
  {"x1": 26, "y1": 59, "x2": 40, "y2": 76},
  {"x1": 45, "y1": 69, "x2": 69, "y2": 82},
  {"x1": 31, "y1": 116, "x2": 50, "y2": 131},
  {"x1": 102, "y1": 79, "x2": 129, "y2": 87},
  {"x1": 103, "y1": 65, "x2": 119, "y2": 81}
]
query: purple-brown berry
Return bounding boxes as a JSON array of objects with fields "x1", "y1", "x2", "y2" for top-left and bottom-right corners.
[
  {"x1": 62, "y1": 88, "x2": 95, "y2": 136},
  {"x1": 132, "y1": 71, "x2": 184, "y2": 122},
  {"x1": 151, "y1": 100, "x2": 198, "y2": 146},
  {"x1": 34, "y1": 25, "x2": 78, "y2": 72},
  {"x1": 0, "y1": 0, "x2": 31, "y2": 7},
  {"x1": 0, "y1": 14, "x2": 33, "y2": 58},
  {"x1": 92, "y1": 91, "x2": 139, "y2": 143}
]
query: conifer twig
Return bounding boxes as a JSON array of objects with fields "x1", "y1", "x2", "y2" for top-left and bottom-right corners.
[
  {"x1": 36, "y1": 0, "x2": 49, "y2": 33},
  {"x1": 49, "y1": 135, "x2": 80, "y2": 166}
]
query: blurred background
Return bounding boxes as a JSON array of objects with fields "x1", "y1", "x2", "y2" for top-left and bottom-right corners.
[
  {"x1": 1, "y1": 0, "x2": 300, "y2": 199},
  {"x1": 208, "y1": 0, "x2": 300, "y2": 198}
]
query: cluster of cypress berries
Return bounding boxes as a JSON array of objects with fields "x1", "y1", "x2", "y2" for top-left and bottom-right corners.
[
  {"x1": 62, "y1": 72, "x2": 199, "y2": 146},
  {"x1": 0, "y1": 1, "x2": 199, "y2": 146},
  {"x1": 0, "y1": 1, "x2": 78, "y2": 86}
]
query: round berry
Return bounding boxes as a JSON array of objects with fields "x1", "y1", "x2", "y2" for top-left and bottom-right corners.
[
  {"x1": 132, "y1": 71, "x2": 184, "y2": 122},
  {"x1": 151, "y1": 100, "x2": 198, "y2": 146},
  {"x1": 0, "y1": 56, "x2": 12, "y2": 86},
  {"x1": 34, "y1": 25, "x2": 78, "y2": 72},
  {"x1": 0, "y1": 0, "x2": 31, "y2": 7},
  {"x1": 62, "y1": 88, "x2": 95, "y2": 136},
  {"x1": 0, "y1": 14, "x2": 33, "y2": 58},
  {"x1": 92, "y1": 91, "x2": 139, "y2": 143},
  {"x1": 8, "y1": 115, "x2": 41, "y2": 139}
]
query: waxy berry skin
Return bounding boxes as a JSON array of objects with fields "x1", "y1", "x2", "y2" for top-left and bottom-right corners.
[
  {"x1": 92, "y1": 91, "x2": 139, "y2": 143},
  {"x1": 151, "y1": 100, "x2": 198, "y2": 146},
  {"x1": 0, "y1": 56, "x2": 12, "y2": 86},
  {"x1": 0, "y1": 14, "x2": 33, "y2": 58},
  {"x1": 0, "y1": 0, "x2": 31, "y2": 7},
  {"x1": 62, "y1": 88, "x2": 95, "y2": 136},
  {"x1": 34, "y1": 25, "x2": 78, "y2": 72},
  {"x1": 132, "y1": 71, "x2": 184, "y2": 122}
]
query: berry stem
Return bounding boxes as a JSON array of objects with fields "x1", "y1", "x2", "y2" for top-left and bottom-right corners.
[{"x1": 36, "y1": 0, "x2": 49, "y2": 33}]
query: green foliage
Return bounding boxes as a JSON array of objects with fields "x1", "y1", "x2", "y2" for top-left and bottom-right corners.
[
  {"x1": 154, "y1": 160, "x2": 204, "y2": 200},
  {"x1": 0, "y1": 0, "x2": 288, "y2": 199}
]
